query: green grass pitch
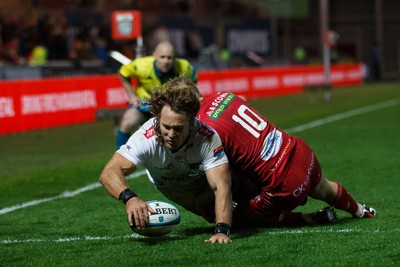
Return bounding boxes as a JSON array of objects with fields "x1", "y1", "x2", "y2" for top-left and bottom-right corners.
[{"x1": 1, "y1": 81, "x2": 399, "y2": 266}]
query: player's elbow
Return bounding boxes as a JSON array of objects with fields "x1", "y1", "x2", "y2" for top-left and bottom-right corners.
[{"x1": 98, "y1": 166, "x2": 112, "y2": 186}]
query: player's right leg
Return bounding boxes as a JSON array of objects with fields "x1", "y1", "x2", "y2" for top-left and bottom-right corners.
[
  {"x1": 309, "y1": 173, "x2": 376, "y2": 218},
  {"x1": 116, "y1": 108, "x2": 147, "y2": 150}
]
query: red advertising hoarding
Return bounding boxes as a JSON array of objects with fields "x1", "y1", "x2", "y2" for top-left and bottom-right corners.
[{"x1": 0, "y1": 63, "x2": 365, "y2": 134}]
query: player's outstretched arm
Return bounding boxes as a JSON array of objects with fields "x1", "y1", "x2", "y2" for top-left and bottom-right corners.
[
  {"x1": 204, "y1": 163, "x2": 233, "y2": 244},
  {"x1": 99, "y1": 153, "x2": 156, "y2": 228},
  {"x1": 119, "y1": 73, "x2": 140, "y2": 106}
]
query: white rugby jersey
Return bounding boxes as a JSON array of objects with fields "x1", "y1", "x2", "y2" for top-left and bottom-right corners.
[{"x1": 117, "y1": 118, "x2": 229, "y2": 210}]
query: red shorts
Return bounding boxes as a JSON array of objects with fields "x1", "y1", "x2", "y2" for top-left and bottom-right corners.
[{"x1": 244, "y1": 137, "x2": 322, "y2": 219}]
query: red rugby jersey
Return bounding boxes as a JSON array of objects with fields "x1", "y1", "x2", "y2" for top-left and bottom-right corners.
[{"x1": 197, "y1": 92, "x2": 296, "y2": 190}]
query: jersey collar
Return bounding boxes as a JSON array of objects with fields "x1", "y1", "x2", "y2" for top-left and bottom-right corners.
[{"x1": 153, "y1": 60, "x2": 177, "y2": 83}]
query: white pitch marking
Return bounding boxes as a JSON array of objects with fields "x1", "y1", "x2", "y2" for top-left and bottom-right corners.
[
  {"x1": 0, "y1": 170, "x2": 146, "y2": 215},
  {"x1": 0, "y1": 98, "x2": 398, "y2": 216},
  {"x1": 285, "y1": 99, "x2": 398, "y2": 134},
  {"x1": 2, "y1": 228, "x2": 397, "y2": 244}
]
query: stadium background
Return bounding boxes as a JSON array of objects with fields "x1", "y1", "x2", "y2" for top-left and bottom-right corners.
[
  {"x1": 1, "y1": 0, "x2": 398, "y2": 134},
  {"x1": 1, "y1": 2, "x2": 399, "y2": 265},
  {"x1": 1, "y1": 0, "x2": 399, "y2": 79}
]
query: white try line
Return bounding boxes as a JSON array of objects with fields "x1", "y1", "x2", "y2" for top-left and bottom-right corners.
[
  {"x1": 1, "y1": 228, "x2": 399, "y2": 244},
  {"x1": 0, "y1": 170, "x2": 146, "y2": 215},
  {"x1": 0, "y1": 98, "x2": 398, "y2": 216},
  {"x1": 285, "y1": 99, "x2": 399, "y2": 134}
]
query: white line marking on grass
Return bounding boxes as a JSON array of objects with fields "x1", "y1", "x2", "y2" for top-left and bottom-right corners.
[
  {"x1": 1, "y1": 99, "x2": 398, "y2": 216},
  {"x1": 267, "y1": 228, "x2": 362, "y2": 235},
  {"x1": 285, "y1": 99, "x2": 399, "y2": 134},
  {"x1": 0, "y1": 233, "x2": 179, "y2": 244},
  {"x1": 1, "y1": 228, "x2": 398, "y2": 244},
  {"x1": 0, "y1": 170, "x2": 146, "y2": 215}
]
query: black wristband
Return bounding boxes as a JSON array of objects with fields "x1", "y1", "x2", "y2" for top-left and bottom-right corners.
[
  {"x1": 118, "y1": 188, "x2": 138, "y2": 204},
  {"x1": 214, "y1": 222, "x2": 230, "y2": 236}
]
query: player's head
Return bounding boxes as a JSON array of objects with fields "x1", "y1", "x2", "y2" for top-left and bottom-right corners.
[
  {"x1": 150, "y1": 76, "x2": 200, "y2": 150},
  {"x1": 153, "y1": 41, "x2": 175, "y2": 73}
]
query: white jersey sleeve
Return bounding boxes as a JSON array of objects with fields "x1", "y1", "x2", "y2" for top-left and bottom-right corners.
[
  {"x1": 196, "y1": 120, "x2": 229, "y2": 171},
  {"x1": 117, "y1": 119, "x2": 156, "y2": 168}
]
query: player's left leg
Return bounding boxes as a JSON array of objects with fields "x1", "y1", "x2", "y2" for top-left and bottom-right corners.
[
  {"x1": 231, "y1": 137, "x2": 338, "y2": 228},
  {"x1": 232, "y1": 201, "x2": 337, "y2": 228}
]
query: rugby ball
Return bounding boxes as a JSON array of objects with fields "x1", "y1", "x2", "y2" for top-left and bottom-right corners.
[{"x1": 130, "y1": 200, "x2": 181, "y2": 237}]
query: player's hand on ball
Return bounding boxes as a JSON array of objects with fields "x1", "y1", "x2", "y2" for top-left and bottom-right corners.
[
  {"x1": 126, "y1": 197, "x2": 157, "y2": 229},
  {"x1": 205, "y1": 233, "x2": 232, "y2": 244}
]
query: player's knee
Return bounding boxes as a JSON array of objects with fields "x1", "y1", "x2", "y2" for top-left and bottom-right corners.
[
  {"x1": 120, "y1": 111, "x2": 139, "y2": 132},
  {"x1": 119, "y1": 119, "x2": 134, "y2": 132},
  {"x1": 310, "y1": 179, "x2": 337, "y2": 202}
]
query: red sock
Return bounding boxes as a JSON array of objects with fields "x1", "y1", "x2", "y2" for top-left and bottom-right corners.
[{"x1": 329, "y1": 183, "x2": 359, "y2": 213}]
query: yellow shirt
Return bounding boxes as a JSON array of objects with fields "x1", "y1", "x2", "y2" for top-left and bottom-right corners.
[{"x1": 119, "y1": 56, "x2": 198, "y2": 100}]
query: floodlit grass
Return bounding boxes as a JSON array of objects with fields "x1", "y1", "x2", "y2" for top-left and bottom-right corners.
[{"x1": 1, "y1": 81, "x2": 399, "y2": 266}]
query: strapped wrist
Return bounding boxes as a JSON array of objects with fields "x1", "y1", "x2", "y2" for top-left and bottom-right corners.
[
  {"x1": 118, "y1": 188, "x2": 138, "y2": 204},
  {"x1": 214, "y1": 222, "x2": 230, "y2": 236}
]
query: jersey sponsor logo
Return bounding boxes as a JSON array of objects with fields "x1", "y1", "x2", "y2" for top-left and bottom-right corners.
[
  {"x1": 206, "y1": 93, "x2": 236, "y2": 120},
  {"x1": 198, "y1": 123, "x2": 215, "y2": 138},
  {"x1": 274, "y1": 137, "x2": 292, "y2": 169},
  {"x1": 260, "y1": 129, "x2": 283, "y2": 161},
  {"x1": 213, "y1": 145, "x2": 225, "y2": 157},
  {"x1": 144, "y1": 125, "x2": 156, "y2": 139},
  {"x1": 293, "y1": 154, "x2": 314, "y2": 197}
]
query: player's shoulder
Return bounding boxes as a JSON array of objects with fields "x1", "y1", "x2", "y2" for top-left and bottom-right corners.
[
  {"x1": 139, "y1": 118, "x2": 157, "y2": 138},
  {"x1": 194, "y1": 119, "x2": 216, "y2": 139},
  {"x1": 174, "y1": 58, "x2": 193, "y2": 69},
  {"x1": 174, "y1": 57, "x2": 190, "y2": 64},
  {"x1": 132, "y1": 56, "x2": 154, "y2": 68},
  {"x1": 132, "y1": 56, "x2": 155, "y2": 76},
  {"x1": 120, "y1": 56, "x2": 154, "y2": 77},
  {"x1": 134, "y1": 56, "x2": 154, "y2": 63},
  {"x1": 174, "y1": 58, "x2": 197, "y2": 81}
]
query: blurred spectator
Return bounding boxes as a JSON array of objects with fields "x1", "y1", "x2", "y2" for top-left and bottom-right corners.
[
  {"x1": 28, "y1": 37, "x2": 48, "y2": 66},
  {"x1": 69, "y1": 35, "x2": 96, "y2": 64},
  {"x1": 93, "y1": 26, "x2": 110, "y2": 62},
  {"x1": 330, "y1": 49, "x2": 339, "y2": 64},
  {"x1": 0, "y1": 38, "x2": 25, "y2": 64},
  {"x1": 219, "y1": 47, "x2": 232, "y2": 69},
  {"x1": 293, "y1": 45, "x2": 307, "y2": 65},
  {"x1": 150, "y1": 26, "x2": 170, "y2": 51},
  {"x1": 184, "y1": 30, "x2": 204, "y2": 58},
  {"x1": 0, "y1": 14, "x2": 25, "y2": 64},
  {"x1": 47, "y1": 15, "x2": 69, "y2": 60},
  {"x1": 19, "y1": 17, "x2": 38, "y2": 59},
  {"x1": 69, "y1": 18, "x2": 97, "y2": 65},
  {"x1": 372, "y1": 41, "x2": 382, "y2": 80}
]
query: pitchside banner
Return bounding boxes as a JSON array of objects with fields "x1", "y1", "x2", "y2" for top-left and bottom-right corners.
[{"x1": 0, "y1": 63, "x2": 365, "y2": 134}]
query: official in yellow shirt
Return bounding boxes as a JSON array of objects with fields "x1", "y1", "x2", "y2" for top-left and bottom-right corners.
[{"x1": 116, "y1": 41, "x2": 198, "y2": 149}]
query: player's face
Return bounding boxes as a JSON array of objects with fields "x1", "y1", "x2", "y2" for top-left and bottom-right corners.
[
  {"x1": 159, "y1": 105, "x2": 191, "y2": 151},
  {"x1": 154, "y1": 45, "x2": 174, "y2": 73}
]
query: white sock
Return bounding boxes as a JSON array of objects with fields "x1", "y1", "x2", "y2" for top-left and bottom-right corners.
[{"x1": 355, "y1": 203, "x2": 364, "y2": 217}]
